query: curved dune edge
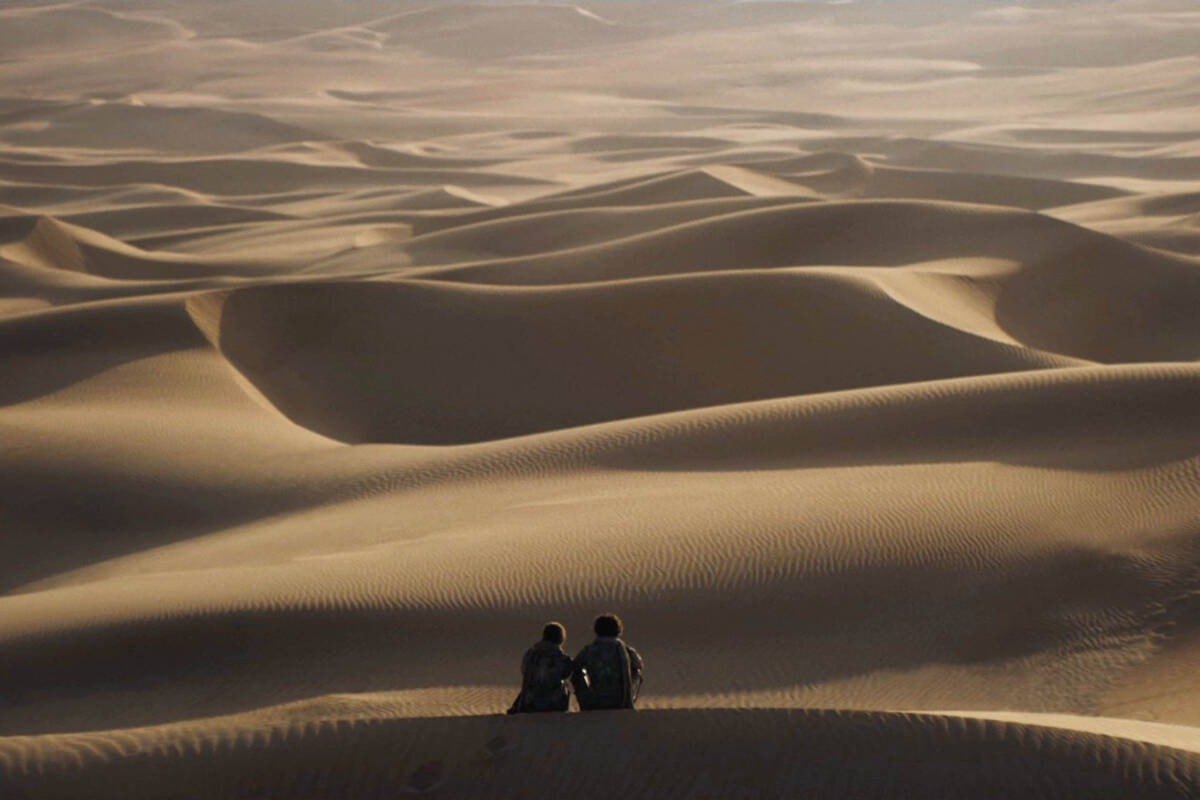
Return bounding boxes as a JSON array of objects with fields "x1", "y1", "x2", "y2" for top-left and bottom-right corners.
[
  {"x1": 1, "y1": 707, "x2": 1197, "y2": 799},
  {"x1": 182, "y1": 271, "x2": 1085, "y2": 444},
  {"x1": 0, "y1": 215, "x2": 280, "y2": 280},
  {"x1": 933, "y1": 710, "x2": 1200, "y2": 754}
]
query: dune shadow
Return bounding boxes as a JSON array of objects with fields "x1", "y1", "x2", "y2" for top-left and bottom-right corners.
[
  {"x1": 4, "y1": 706, "x2": 1198, "y2": 799},
  {"x1": 4, "y1": 533, "x2": 1196, "y2": 734},
  {"x1": 189, "y1": 273, "x2": 1073, "y2": 446},
  {"x1": 0, "y1": 299, "x2": 204, "y2": 408}
]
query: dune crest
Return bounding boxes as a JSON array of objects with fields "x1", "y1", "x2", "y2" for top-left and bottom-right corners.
[{"x1": 3, "y1": 708, "x2": 1198, "y2": 799}]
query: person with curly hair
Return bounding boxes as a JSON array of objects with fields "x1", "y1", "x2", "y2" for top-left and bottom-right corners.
[{"x1": 571, "y1": 613, "x2": 643, "y2": 710}]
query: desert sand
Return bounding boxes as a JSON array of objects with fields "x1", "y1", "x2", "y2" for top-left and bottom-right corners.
[{"x1": 2, "y1": 0, "x2": 1200, "y2": 796}]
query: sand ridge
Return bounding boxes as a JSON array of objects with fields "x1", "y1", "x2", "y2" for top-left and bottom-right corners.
[
  {"x1": 3, "y1": 708, "x2": 1199, "y2": 799},
  {"x1": 2, "y1": 0, "x2": 1200, "y2": 797}
]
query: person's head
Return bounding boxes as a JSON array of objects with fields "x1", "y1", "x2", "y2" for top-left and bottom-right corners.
[
  {"x1": 542, "y1": 621, "x2": 566, "y2": 645},
  {"x1": 593, "y1": 613, "x2": 623, "y2": 638}
]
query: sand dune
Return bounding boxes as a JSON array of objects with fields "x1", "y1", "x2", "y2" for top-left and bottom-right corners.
[
  {"x1": 407, "y1": 201, "x2": 1200, "y2": 368},
  {"x1": 713, "y1": 152, "x2": 1127, "y2": 209},
  {"x1": 2, "y1": 1, "x2": 1200, "y2": 797},
  {"x1": 407, "y1": 168, "x2": 812, "y2": 236},
  {"x1": 186, "y1": 274, "x2": 1081, "y2": 443},
  {"x1": 3, "y1": 708, "x2": 1198, "y2": 799},
  {"x1": 1050, "y1": 190, "x2": 1200, "y2": 255},
  {"x1": 58, "y1": 203, "x2": 296, "y2": 242},
  {"x1": 1, "y1": 215, "x2": 279, "y2": 280},
  {"x1": 0, "y1": 5, "x2": 186, "y2": 58},
  {"x1": 0, "y1": 101, "x2": 321, "y2": 154},
  {"x1": 365, "y1": 4, "x2": 632, "y2": 60},
  {"x1": 0, "y1": 156, "x2": 551, "y2": 197},
  {"x1": 405, "y1": 195, "x2": 811, "y2": 257}
]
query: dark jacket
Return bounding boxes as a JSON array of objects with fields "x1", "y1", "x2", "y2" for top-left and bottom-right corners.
[
  {"x1": 509, "y1": 640, "x2": 574, "y2": 713},
  {"x1": 571, "y1": 637, "x2": 643, "y2": 710}
]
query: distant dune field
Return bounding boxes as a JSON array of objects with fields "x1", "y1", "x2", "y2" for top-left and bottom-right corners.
[{"x1": 2, "y1": 1, "x2": 1200, "y2": 797}]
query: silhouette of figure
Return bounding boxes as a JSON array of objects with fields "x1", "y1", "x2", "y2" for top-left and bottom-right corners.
[
  {"x1": 507, "y1": 621, "x2": 575, "y2": 714},
  {"x1": 571, "y1": 613, "x2": 643, "y2": 710}
]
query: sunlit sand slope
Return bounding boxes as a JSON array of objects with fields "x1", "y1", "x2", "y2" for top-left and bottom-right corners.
[{"x1": 2, "y1": 0, "x2": 1200, "y2": 797}]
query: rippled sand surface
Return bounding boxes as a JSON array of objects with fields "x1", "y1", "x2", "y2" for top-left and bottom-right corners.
[{"x1": 2, "y1": 1, "x2": 1200, "y2": 796}]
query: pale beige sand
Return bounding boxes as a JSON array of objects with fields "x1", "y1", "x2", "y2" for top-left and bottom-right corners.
[{"x1": 2, "y1": 1, "x2": 1200, "y2": 797}]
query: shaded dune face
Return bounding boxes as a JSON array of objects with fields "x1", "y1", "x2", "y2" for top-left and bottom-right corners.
[
  {"x1": 411, "y1": 201, "x2": 1200, "y2": 363},
  {"x1": 3, "y1": 709, "x2": 1199, "y2": 799},
  {"x1": 3, "y1": 476, "x2": 1196, "y2": 727},
  {"x1": 418, "y1": 200, "x2": 1173, "y2": 282},
  {"x1": 187, "y1": 271, "x2": 1074, "y2": 444},
  {"x1": 0, "y1": 215, "x2": 274, "y2": 280},
  {"x1": 254, "y1": 199, "x2": 1200, "y2": 446},
  {"x1": 4, "y1": 0, "x2": 1200, "y2": 796}
]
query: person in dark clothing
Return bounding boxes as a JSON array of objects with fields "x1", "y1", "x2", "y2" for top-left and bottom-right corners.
[
  {"x1": 507, "y1": 621, "x2": 575, "y2": 714},
  {"x1": 571, "y1": 613, "x2": 644, "y2": 710}
]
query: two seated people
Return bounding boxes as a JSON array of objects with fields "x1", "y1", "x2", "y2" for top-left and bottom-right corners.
[{"x1": 508, "y1": 613, "x2": 644, "y2": 714}]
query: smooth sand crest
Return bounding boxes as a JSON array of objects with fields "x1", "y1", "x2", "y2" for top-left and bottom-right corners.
[{"x1": 2, "y1": 1, "x2": 1200, "y2": 797}]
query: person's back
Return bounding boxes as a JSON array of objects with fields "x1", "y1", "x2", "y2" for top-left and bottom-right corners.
[
  {"x1": 572, "y1": 613, "x2": 643, "y2": 711},
  {"x1": 509, "y1": 622, "x2": 574, "y2": 714}
]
